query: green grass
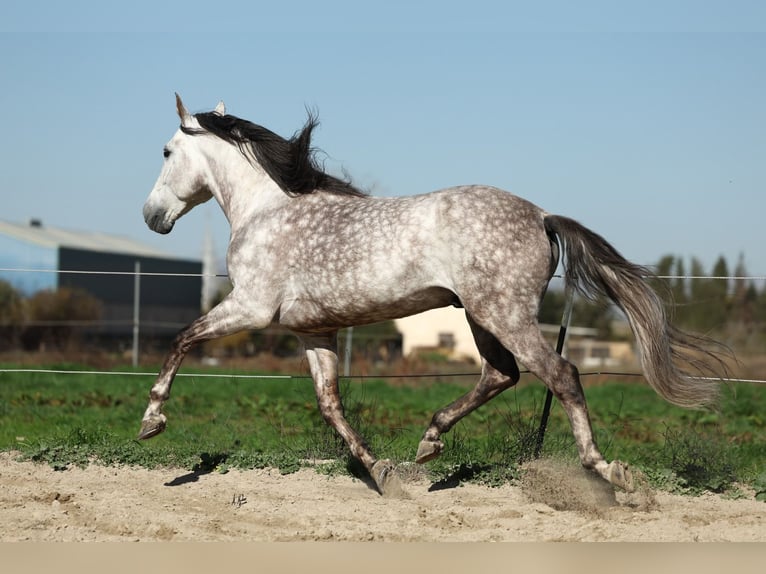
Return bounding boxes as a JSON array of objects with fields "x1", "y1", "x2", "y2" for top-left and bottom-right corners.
[{"x1": 1, "y1": 363, "x2": 764, "y2": 497}]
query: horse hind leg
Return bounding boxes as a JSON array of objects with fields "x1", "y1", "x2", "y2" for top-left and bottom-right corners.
[
  {"x1": 416, "y1": 315, "x2": 521, "y2": 464},
  {"x1": 301, "y1": 333, "x2": 406, "y2": 497},
  {"x1": 502, "y1": 325, "x2": 634, "y2": 491}
]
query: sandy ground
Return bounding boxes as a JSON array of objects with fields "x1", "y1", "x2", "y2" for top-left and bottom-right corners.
[{"x1": 1, "y1": 451, "x2": 765, "y2": 542}]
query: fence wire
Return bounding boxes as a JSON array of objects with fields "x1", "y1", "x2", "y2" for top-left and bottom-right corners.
[
  {"x1": 6, "y1": 267, "x2": 765, "y2": 281},
  {"x1": 1, "y1": 367, "x2": 765, "y2": 387},
  {"x1": 0, "y1": 267, "x2": 229, "y2": 278}
]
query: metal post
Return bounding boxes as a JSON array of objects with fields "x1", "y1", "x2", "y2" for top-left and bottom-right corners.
[
  {"x1": 343, "y1": 326, "x2": 354, "y2": 377},
  {"x1": 132, "y1": 261, "x2": 141, "y2": 368},
  {"x1": 534, "y1": 285, "x2": 575, "y2": 457}
]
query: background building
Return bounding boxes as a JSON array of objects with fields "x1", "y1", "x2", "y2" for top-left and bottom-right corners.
[{"x1": 0, "y1": 219, "x2": 203, "y2": 347}]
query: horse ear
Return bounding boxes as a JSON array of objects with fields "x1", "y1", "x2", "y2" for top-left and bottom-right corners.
[
  {"x1": 175, "y1": 93, "x2": 192, "y2": 126},
  {"x1": 214, "y1": 100, "x2": 226, "y2": 116}
]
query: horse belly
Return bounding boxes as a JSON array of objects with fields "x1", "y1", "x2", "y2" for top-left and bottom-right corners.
[{"x1": 277, "y1": 285, "x2": 457, "y2": 332}]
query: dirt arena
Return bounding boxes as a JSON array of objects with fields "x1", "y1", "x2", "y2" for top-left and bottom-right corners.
[{"x1": 1, "y1": 452, "x2": 764, "y2": 542}]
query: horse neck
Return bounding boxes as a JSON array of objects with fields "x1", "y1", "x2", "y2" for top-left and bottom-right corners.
[{"x1": 203, "y1": 142, "x2": 287, "y2": 227}]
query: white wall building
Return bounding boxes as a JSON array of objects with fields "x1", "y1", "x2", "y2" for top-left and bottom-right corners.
[{"x1": 395, "y1": 307, "x2": 480, "y2": 363}]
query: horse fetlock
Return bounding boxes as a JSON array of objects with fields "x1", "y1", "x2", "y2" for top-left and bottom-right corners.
[
  {"x1": 137, "y1": 413, "x2": 167, "y2": 440},
  {"x1": 415, "y1": 438, "x2": 444, "y2": 464}
]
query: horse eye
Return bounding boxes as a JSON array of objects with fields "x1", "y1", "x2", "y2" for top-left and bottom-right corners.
[{"x1": 163, "y1": 147, "x2": 171, "y2": 159}]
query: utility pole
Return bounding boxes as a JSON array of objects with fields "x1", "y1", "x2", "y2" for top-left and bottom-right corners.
[{"x1": 132, "y1": 261, "x2": 141, "y2": 368}]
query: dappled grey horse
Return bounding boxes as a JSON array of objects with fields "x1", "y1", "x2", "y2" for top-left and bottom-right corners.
[{"x1": 140, "y1": 95, "x2": 724, "y2": 495}]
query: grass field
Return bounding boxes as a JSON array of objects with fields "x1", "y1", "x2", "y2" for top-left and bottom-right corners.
[{"x1": 1, "y1": 363, "x2": 765, "y2": 497}]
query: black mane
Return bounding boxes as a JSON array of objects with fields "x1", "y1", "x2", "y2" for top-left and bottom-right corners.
[{"x1": 183, "y1": 111, "x2": 367, "y2": 198}]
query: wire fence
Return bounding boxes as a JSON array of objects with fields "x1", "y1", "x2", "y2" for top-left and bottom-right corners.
[
  {"x1": 0, "y1": 268, "x2": 229, "y2": 278},
  {"x1": 2, "y1": 368, "x2": 765, "y2": 387},
  {"x1": 1, "y1": 265, "x2": 766, "y2": 386}
]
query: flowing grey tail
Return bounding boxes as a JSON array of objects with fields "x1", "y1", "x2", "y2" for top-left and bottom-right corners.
[{"x1": 544, "y1": 214, "x2": 726, "y2": 408}]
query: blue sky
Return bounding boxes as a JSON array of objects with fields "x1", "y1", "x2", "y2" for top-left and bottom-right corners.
[{"x1": 1, "y1": 1, "x2": 764, "y2": 277}]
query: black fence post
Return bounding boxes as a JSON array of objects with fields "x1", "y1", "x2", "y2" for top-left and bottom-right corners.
[{"x1": 534, "y1": 286, "x2": 575, "y2": 458}]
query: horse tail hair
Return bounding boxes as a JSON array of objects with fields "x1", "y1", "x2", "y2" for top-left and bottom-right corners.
[{"x1": 543, "y1": 214, "x2": 729, "y2": 409}]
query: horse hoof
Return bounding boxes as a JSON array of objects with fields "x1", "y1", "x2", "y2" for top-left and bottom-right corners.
[
  {"x1": 415, "y1": 439, "x2": 444, "y2": 464},
  {"x1": 370, "y1": 459, "x2": 408, "y2": 499},
  {"x1": 606, "y1": 460, "x2": 635, "y2": 492},
  {"x1": 137, "y1": 414, "x2": 167, "y2": 440}
]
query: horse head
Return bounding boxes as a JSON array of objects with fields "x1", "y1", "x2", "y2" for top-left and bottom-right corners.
[{"x1": 142, "y1": 94, "x2": 225, "y2": 234}]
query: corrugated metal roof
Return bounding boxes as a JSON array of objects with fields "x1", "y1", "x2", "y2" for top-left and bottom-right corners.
[{"x1": 0, "y1": 219, "x2": 178, "y2": 260}]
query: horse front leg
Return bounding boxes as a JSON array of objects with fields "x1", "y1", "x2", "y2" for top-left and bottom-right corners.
[
  {"x1": 138, "y1": 295, "x2": 271, "y2": 440},
  {"x1": 137, "y1": 324, "x2": 194, "y2": 440},
  {"x1": 301, "y1": 333, "x2": 405, "y2": 497}
]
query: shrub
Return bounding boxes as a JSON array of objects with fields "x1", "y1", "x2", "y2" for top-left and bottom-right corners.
[
  {"x1": 21, "y1": 287, "x2": 102, "y2": 351},
  {"x1": 654, "y1": 425, "x2": 738, "y2": 494}
]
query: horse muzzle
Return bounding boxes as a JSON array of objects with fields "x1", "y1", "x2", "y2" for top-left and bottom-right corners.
[
  {"x1": 143, "y1": 185, "x2": 182, "y2": 234},
  {"x1": 143, "y1": 202, "x2": 176, "y2": 234}
]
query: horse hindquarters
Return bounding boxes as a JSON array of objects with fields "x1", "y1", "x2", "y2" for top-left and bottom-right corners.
[{"x1": 442, "y1": 214, "x2": 634, "y2": 490}]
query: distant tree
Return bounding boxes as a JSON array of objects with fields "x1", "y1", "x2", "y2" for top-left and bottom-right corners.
[
  {"x1": 708, "y1": 255, "x2": 731, "y2": 329},
  {"x1": 688, "y1": 257, "x2": 706, "y2": 301},
  {"x1": 538, "y1": 251, "x2": 766, "y2": 347},
  {"x1": 573, "y1": 294, "x2": 615, "y2": 339},
  {"x1": 756, "y1": 284, "x2": 766, "y2": 326},
  {"x1": 671, "y1": 257, "x2": 688, "y2": 309},
  {"x1": 680, "y1": 256, "x2": 729, "y2": 333},
  {"x1": 647, "y1": 254, "x2": 695, "y2": 327},
  {"x1": 685, "y1": 257, "x2": 708, "y2": 332},
  {"x1": 711, "y1": 256, "x2": 730, "y2": 292},
  {"x1": 731, "y1": 254, "x2": 756, "y2": 325},
  {"x1": 640, "y1": 253, "x2": 766, "y2": 349},
  {"x1": 21, "y1": 287, "x2": 102, "y2": 351},
  {"x1": 0, "y1": 280, "x2": 24, "y2": 349},
  {"x1": 649, "y1": 254, "x2": 676, "y2": 300},
  {"x1": 653, "y1": 254, "x2": 676, "y2": 280}
]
